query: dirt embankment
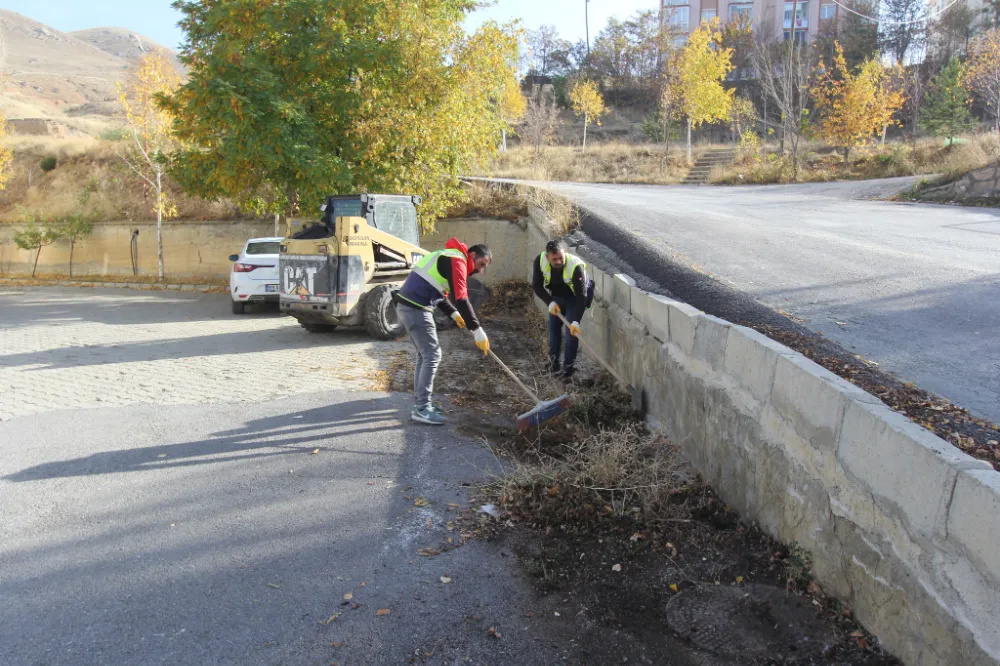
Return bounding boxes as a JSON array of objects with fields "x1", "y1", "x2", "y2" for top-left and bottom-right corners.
[{"x1": 395, "y1": 280, "x2": 898, "y2": 665}]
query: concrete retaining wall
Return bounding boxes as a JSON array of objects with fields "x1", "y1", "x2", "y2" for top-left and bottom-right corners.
[
  {"x1": 0, "y1": 217, "x2": 526, "y2": 282},
  {"x1": 503, "y1": 209, "x2": 1000, "y2": 666},
  {"x1": 0, "y1": 220, "x2": 276, "y2": 279}
]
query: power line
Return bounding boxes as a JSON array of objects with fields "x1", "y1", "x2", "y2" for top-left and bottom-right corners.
[{"x1": 827, "y1": 0, "x2": 965, "y2": 26}]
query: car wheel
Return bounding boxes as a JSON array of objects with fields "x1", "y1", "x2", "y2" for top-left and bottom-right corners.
[
  {"x1": 231, "y1": 300, "x2": 245, "y2": 315},
  {"x1": 364, "y1": 284, "x2": 405, "y2": 340},
  {"x1": 300, "y1": 321, "x2": 337, "y2": 333}
]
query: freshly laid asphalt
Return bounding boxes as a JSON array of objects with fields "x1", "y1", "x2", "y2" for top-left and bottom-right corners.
[{"x1": 533, "y1": 178, "x2": 1000, "y2": 423}]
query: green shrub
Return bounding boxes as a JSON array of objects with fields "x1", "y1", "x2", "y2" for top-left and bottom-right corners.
[
  {"x1": 39, "y1": 156, "x2": 57, "y2": 172},
  {"x1": 99, "y1": 127, "x2": 128, "y2": 141}
]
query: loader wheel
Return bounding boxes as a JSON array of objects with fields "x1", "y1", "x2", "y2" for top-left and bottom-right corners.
[
  {"x1": 433, "y1": 308, "x2": 455, "y2": 331},
  {"x1": 365, "y1": 284, "x2": 405, "y2": 340},
  {"x1": 300, "y1": 322, "x2": 337, "y2": 333}
]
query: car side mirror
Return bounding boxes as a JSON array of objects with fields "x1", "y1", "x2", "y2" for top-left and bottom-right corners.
[{"x1": 229, "y1": 254, "x2": 239, "y2": 262}]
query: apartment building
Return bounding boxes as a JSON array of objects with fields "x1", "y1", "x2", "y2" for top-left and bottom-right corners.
[{"x1": 661, "y1": 0, "x2": 839, "y2": 43}]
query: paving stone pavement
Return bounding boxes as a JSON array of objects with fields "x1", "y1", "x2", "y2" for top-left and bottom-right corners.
[{"x1": 0, "y1": 287, "x2": 409, "y2": 422}]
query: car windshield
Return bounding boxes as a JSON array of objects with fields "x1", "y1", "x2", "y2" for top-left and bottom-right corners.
[{"x1": 245, "y1": 242, "x2": 280, "y2": 256}]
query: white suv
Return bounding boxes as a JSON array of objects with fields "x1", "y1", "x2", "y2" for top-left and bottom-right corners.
[{"x1": 229, "y1": 237, "x2": 283, "y2": 314}]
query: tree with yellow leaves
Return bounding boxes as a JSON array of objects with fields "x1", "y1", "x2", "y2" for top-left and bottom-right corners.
[
  {"x1": 569, "y1": 79, "x2": 605, "y2": 152},
  {"x1": 499, "y1": 82, "x2": 527, "y2": 152},
  {"x1": 966, "y1": 28, "x2": 1000, "y2": 132},
  {"x1": 677, "y1": 20, "x2": 734, "y2": 163},
  {"x1": 164, "y1": 2, "x2": 521, "y2": 234},
  {"x1": 0, "y1": 112, "x2": 13, "y2": 193},
  {"x1": 812, "y1": 43, "x2": 906, "y2": 163},
  {"x1": 116, "y1": 50, "x2": 182, "y2": 279}
]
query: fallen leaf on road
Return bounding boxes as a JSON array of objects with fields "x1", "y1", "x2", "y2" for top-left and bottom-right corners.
[
  {"x1": 376, "y1": 608, "x2": 391, "y2": 616},
  {"x1": 360, "y1": 582, "x2": 366, "y2": 587},
  {"x1": 487, "y1": 626, "x2": 501, "y2": 638},
  {"x1": 311, "y1": 449, "x2": 320, "y2": 455},
  {"x1": 331, "y1": 641, "x2": 344, "y2": 647},
  {"x1": 669, "y1": 584, "x2": 679, "y2": 593},
  {"x1": 554, "y1": 612, "x2": 561, "y2": 617},
  {"x1": 343, "y1": 592, "x2": 353, "y2": 601},
  {"x1": 440, "y1": 576, "x2": 452, "y2": 584},
  {"x1": 611, "y1": 564, "x2": 622, "y2": 572},
  {"x1": 367, "y1": 481, "x2": 376, "y2": 486},
  {"x1": 418, "y1": 548, "x2": 441, "y2": 557},
  {"x1": 319, "y1": 613, "x2": 341, "y2": 625},
  {"x1": 267, "y1": 583, "x2": 281, "y2": 589},
  {"x1": 736, "y1": 576, "x2": 744, "y2": 584},
  {"x1": 629, "y1": 532, "x2": 643, "y2": 542},
  {"x1": 414, "y1": 497, "x2": 428, "y2": 507},
  {"x1": 350, "y1": 603, "x2": 360, "y2": 610},
  {"x1": 157, "y1": 454, "x2": 167, "y2": 459}
]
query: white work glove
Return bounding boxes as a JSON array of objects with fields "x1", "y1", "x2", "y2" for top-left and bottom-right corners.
[
  {"x1": 473, "y1": 327, "x2": 490, "y2": 356},
  {"x1": 569, "y1": 321, "x2": 581, "y2": 338},
  {"x1": 451, "y1": 311, "x2": 466, "y2": 329},
  {"x1": 548, "y1": 301, "x2": 561, "y2": 316}
]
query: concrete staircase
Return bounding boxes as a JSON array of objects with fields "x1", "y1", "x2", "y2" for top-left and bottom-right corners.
[{"x1": 681, "y1": 148, "x2": 735, "y2": 185}]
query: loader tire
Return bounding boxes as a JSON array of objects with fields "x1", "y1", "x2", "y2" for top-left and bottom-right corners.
[
  {"x1": 365, "y1": 284, "x2": 405, "y2": 340},
  {"x1": 433, "y1": 308, "x2": 455, "y2": 331},
  {"x1": 300, "y1": 321, "x2": 337, "y2": 333}
]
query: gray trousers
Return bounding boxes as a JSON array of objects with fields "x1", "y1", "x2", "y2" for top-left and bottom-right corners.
[{"x1": 396, "y1": 303, "x2": 441, "y2": 411}]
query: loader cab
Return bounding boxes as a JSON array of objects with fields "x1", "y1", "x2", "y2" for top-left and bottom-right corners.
[{"x1": 319, "y1": 194, "x2": 422, "y2": 248}]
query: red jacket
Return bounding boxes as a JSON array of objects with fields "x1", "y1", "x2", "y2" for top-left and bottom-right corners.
[{"x1": 398, "y1": 237, "x2": 481, "y2": 331}]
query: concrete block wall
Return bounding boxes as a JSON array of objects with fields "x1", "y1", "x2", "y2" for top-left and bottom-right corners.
[{"x1": 579, "y1": 265, "x2": 1000, "y2": 666}]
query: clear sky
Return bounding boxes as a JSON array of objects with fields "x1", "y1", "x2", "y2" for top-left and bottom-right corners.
[{"x1": 1, "y1": 0, "x2": 657, "y2": 51}]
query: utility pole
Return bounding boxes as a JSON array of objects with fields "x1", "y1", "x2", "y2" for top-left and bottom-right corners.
[{"x1": 585, "y1": 0, "x2": 591, "y2": 56}]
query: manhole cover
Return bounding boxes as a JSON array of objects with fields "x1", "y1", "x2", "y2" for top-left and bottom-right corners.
[{"x1": 665, "y1": 584, "x2": 836, "y2": 661}]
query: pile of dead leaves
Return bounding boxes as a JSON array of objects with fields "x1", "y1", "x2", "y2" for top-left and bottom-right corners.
[{"x1": 754, "y1": 324, "x2": 1000, "y2": 471}]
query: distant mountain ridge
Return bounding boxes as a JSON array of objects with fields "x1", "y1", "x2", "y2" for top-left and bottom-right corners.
[{"x1": 0, "y1": 9, "x2": 183, "y2": 135}]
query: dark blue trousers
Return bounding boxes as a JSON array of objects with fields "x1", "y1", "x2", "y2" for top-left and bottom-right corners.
[{"x1": 548, "y1": 298, "x2": 580, "y2": 377}]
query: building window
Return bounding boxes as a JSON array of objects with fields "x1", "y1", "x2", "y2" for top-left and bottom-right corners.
[
  {"x1": 666, "y1": 6, "x2": 691, "y2": 31},
  {"x1": 783, "y1": 29, "x2": 808, "y2": 44},
  {"x1": 701, "y1": 8, "x2": 718, "y2": 22},
  {"x1": 820, "y1": 3, "x2": 836, "y2": 19},
  {"x1": 784, "y1": 2, "x2": 808, "y2": 22},
  {"x1": 729, "y1": 3, "x2": 753, "y2": 20},
  {"x1": 664, "y1": 0, "x2": 688, "y2": 5}
]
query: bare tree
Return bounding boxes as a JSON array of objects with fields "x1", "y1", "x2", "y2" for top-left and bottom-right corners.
[
  {"x1": 520, "y1": 87, "x2": 560, "y2": 156},
  {"x1": 527, "y1": 26, "x2": 567, "y2": 76},
  {"x1": 751, "y1": 25, "x2": 815, "y2": 179},
  {"x1": 880, "y1": 0, "x2": 928, "y2": 64}
]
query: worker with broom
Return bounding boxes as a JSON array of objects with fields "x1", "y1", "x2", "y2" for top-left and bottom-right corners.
[
  {"x1": 394, "y1": 238, "x2": 492, "y2": 425},
  {"x1": 533, "y1": 239, "x2": 591, "y2": 381}
]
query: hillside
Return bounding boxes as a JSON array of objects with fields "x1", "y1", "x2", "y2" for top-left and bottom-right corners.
[
  {"x1": 0, "y1": 10, "x2": 181, "y2": 136},
  {"x1": 69, "y1": 27, "x2": 183, "y2": 69}
]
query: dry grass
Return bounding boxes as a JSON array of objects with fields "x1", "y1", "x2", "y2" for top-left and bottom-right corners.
[
  {"x1": 446, "y1": 182, "x2": 529, "y2": 222},
  {"x1": 476, "y1": 142, "x2": 717, "y2": 185},
  {"x1": 0, "y1": 137, "x2": 250, "y2": 223},
  {"x1": 712, "y1": 135, "x2": 1000, "y2": 185},
  {"x1": 491, "y1": 422, "x2": 687, "y2": 529}
]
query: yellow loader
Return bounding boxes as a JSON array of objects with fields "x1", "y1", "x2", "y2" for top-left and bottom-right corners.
[{"x1": 279, "y1": 194, "x2": 433, "y2": 339}]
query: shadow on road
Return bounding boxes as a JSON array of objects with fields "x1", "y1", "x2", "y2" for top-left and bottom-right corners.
[{"x1": 3, "y1": 399, "x2": 397, "y2": 483}]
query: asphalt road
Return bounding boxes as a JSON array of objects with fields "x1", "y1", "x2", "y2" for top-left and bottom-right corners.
[
  {"x1": 538, "y1": 178, "x2": 1000, "y2": 424},
  {"x1": 0, "y1": 289, "x2": 711, "y2": 666}
]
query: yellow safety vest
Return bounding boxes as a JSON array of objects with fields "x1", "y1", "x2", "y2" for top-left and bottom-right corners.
[{"x1": 539, "y1": 252, "x2": 586, "y2": 295}]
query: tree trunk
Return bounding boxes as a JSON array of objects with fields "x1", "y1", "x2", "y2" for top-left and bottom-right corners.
[
  {"x1": 274, "y1": 212, "x2": 280, "y2": 237},
  {"x1": 881, "y1": 125, "x2": 888, "y2": 146},
  {"x1": 156, "y1": 170, "x2": 164, "y2": 281},
  {"x1": 582, "y1": 114, "x2": 588, "y2": 152},
  {"x1": 69, "y1": 239, "x2": 75, "y2": 277},
  {"x1": 844, "y1": 146, "x2": 851, "y2": 164},
  {"x1": 687, "y1": 118, "x2": 693, "y2": 164},
  {"x1": 33, "y1": 246, "x2": 41, "y2": 278},
  {"x1": 501, "y1": 128, "x2": 507, "y2": 152}
]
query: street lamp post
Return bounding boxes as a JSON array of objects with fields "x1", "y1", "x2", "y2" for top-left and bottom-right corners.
[{"x1": 585, "y1": 0, "x2": 591, "y2": 56}]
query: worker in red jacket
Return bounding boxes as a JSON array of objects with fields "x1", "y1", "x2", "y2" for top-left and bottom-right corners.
[{"x1": 394, "y1": 237, "x2": 492, "y2": 425}]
